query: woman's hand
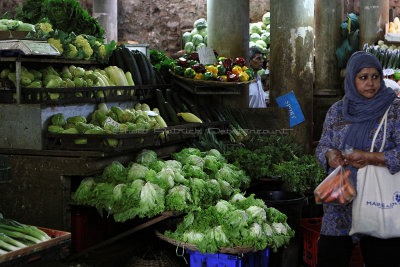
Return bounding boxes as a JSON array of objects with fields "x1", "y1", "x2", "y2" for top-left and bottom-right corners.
[
  {"x1": 343, "y1": 149, "x2": 386, "y2": 168},
  {"x1": 326, "y1": 148, "x2": 345, "y2": 168}
]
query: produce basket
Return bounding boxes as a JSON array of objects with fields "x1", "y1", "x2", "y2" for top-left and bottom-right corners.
[
  {"x1": 170, "y1": 72, "x2": 255, "y2": 87},
  {"x1": 0, "y1": 226, "x2": 71, "y2": 266},
  {"x1": 155, "y1": 231, "x2": 256, "y2": 255}
]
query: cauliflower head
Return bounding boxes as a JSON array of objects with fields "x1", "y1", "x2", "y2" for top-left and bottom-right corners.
[
  {"x1": 65, "y1": 44, "x2": 78, "y2": 59},
  {"x1": 74, "y1": 35, "x2": 93, "y2": 60},
  {"x1": 47, "y1": 38, "x2": 63, "y2": 54},
  {"x1": 36, "y1": 22, "x2": 54, "y2": 34},
  {"x1": 95, "y1": 41, "x2": 106, "y2": 59}
]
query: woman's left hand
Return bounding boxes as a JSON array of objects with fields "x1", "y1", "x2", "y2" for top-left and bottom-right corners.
[{"x1": 343, "y1": 149, "x2": 370, "y2": 168}]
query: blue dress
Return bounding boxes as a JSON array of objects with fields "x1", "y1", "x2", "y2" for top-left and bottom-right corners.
[{"x1": 315, "y1": 98, "x2": 400, "y2": 236}]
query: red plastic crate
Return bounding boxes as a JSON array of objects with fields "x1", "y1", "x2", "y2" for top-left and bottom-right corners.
[{"x1": 301, "y1": 217, "x2": 363, "y2": 267}]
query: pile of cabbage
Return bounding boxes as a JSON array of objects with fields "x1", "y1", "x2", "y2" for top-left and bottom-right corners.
[
  {"x1": 182, "y1": 18, "x2": 208, "y2": 54},
  {"x1": 249, "y1": 12, "x2": 270, "y2": 55},
  {"x1": 166, "y1": 193, "x2": 294, "y2": 254},
  {"x1": 72, "y1": 147, "x2": 294, "y2": 253},
  {"x1": 249, "y1": 12, "x2": 270, "y2": 54},
  {"x1": 72, "y1": 148, "x2": 249, "y2": 222}
]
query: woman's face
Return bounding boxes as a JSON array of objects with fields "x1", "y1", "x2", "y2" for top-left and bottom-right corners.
[{"x1": 354, "y1": 67, "x2": 381, "y2": 99}]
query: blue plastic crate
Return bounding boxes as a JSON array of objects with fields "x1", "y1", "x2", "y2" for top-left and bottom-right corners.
[{"x1": 186, "y1": 248, "x2": 269, "y2": 267}]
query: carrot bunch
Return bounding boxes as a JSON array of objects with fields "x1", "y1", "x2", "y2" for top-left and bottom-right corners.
[{"x1": 314, "y1": 168, "x2": 356, "y2": 204}]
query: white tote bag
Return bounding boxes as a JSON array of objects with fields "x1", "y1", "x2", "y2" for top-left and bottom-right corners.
[{"x1": 349, "y1": 106, "x2": 400, "y2": 238}]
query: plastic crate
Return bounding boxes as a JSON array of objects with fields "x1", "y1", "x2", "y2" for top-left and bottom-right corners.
[
  {"x1": 186, "y1": 248, "x2": 269, "y2": 267},
  {"x1": 301, "y1": 217, "x2": 363, "y2": 267}
]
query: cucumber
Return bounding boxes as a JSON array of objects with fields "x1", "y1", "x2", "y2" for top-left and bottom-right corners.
[
  {"x1": 155, "y1": 89, "x2": 168, "y2": 121},
  {"x1": 164, "y1": 101, "x2": 179, "y2": 123},
  {"x1": 121, "y1": 46, "x2": 142, "y2": 85}
]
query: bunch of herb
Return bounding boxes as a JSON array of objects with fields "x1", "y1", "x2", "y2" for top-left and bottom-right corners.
[
  {"x1": 272, "y1": 154, "x2": 326, "y2": 194},
  {"x1": 224, "y1": 148, "x2": 272, "y2": 180},
  {"x1": 244, "y1": 134, "x2": 304, "y2": 158}
]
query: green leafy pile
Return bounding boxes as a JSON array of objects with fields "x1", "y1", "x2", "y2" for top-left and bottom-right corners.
[
  {"x1": 224, "y1": 134, "x2": 305, "y2": 181},
  {"x1": 273, "y1": 155, "x2": 326, "y2": 194},
  {"x1": 165, "y1": 193, "x2": 294, "y2": 254},
  {"x1": 14, "y1": 0, "x2": 105, "y2": 39},
  {"x1": 71, "y1": 148, "x2": 248, "y2": 222}
]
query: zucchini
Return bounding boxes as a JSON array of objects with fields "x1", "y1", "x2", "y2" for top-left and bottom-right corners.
[
  {"x1": 155, "y1": 89, "x2": 168, "y2": 121},
  {"x1": 141, "y1": 52, "x2": 158, "y2": 85},
  {"x1": 164, "y1": 101, "x2": 180, "y2": 123},
  {"x1": 121, "y1": 46, "x2": 142, "y2": 85},
  {"x1": 114, "y1": 47, "x2": 127, "y2": 72},
  {"x1": 133, "y1": 51, "x2": 151, "y2": 85}
]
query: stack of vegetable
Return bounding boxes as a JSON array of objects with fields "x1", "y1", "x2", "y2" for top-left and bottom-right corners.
[
  {"x1": 0, "y1": 19, "x2": 35, "y2": 32},
  {"x1": 109, "y1": 45, "x2": 163, "y2": 86},
  {"x1": 249, "y1": 12, "x2": 270, "y2": 56},
  {"x1": 72, "y1": 147, "x2": 294, "y2": 253},
  {"x1": 387, "y1": 17, "x2": 400, "y2": 34},
  {"x1": 0, "y1": 64, "x2": 134, "y2": 101},
  {"x1": 182, "y1": 18, "x2": 208, "y2": 54},
  {"x1": 225, "y1": 134, "x2": 326, "y2": 194},
  {"x1": 363, "y1": 41, "x2": 400, "y2": 70},
  {"x1": 11, "y1": 0, "x2": 115, "y2": 63},
  {"x1": 0, "y1": 214, "x2": 51, "y2": 255},
  {"x1": 172, "y1": 51, "x2": 255, "y2": 83},
  {"x1": 47, "y1": 102, "x2": 168, "y2": 146},
  {"x1": 72, "y1": 148, "x2": 249, "y2": 221},
  {"x1": 165, "y1": 193, "x2": 294, "y2": 253}
]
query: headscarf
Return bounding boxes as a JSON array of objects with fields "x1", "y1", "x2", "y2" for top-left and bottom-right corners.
[{"x1": 342, "y1": 51, "x2": 396, "y2": 152}]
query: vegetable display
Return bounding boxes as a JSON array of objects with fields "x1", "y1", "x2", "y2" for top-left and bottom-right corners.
[
  {"x1": 0, "y1": 19, "x2": 35, "y2": 32},
  {"x1": 72, "y1": 148, "x2": 250, "y2": 222},
  {"x1": 172, "y1": 51, "x2": 255, "y2": 83},
  {"x1": 182, "y1": 18, "x2": 208, "y2": 54},
  {"x1": 249, "y1": 12, "x2": 270, "y2": 56},
  {"x1": 0, "y1": 64, "x2": 133, "y2": 101},
  {"x1": 47, "y1": 102, "x2": 168, "y2": 146},
  {"x1": 165, "y1": 193, "x2": 294, "y2": 254},
  {"x1": 0, "y1": 214, "x2": 51, "y2": 255}
]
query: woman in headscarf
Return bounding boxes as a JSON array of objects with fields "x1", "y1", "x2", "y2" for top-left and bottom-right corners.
[{"x1": 315, "y1": 51, "x2": 400, "y2": 267}]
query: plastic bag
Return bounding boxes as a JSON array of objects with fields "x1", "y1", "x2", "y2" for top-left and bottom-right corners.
[{"x1": 314, "y1": 166, "x2": 356, "y2": 205}]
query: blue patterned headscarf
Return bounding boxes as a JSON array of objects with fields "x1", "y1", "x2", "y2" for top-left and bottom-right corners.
[{"x1": 342, "y1": 51, "x2": 396, "y2": 152}]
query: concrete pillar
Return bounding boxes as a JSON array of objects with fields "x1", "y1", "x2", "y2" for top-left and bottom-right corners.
[
  {"x1": 207, "y1": 0, "x2": 249, "y2": 60},
  {"x1": 207, "y1": 0, "x2": 250, "y2": 108},
  {"x1": 359, "y1": 0, "x2": 389, "y2": 47},
  {"x1": 93, "y1": 0, "x2": 118, "y2": 44},
  {"x1": 315, "y1": 0, "x2": 342, "y2": 93},
  {"x1": 270, "y1": 0, "x2": 314, "y2": 153}
]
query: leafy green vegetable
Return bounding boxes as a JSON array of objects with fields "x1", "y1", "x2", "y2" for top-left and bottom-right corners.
[
  {"x1": 165, "y1": 194, "x2": 294, "y2": 254},
  {"x1": 15, "y1": 0, "x2": 105, "y2": 39},
  {"x1": 165, "y1": 185, "x2": 192, "y2": 211},
  {"x1": 273, "y1": 155, "x2": 327, "y2": 194}
]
